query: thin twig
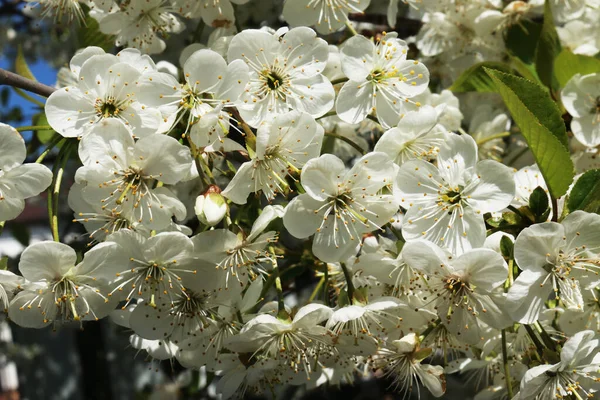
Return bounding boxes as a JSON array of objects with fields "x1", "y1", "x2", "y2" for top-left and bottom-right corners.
[
  {"x1": 0, "y1": 68, "x2": 56, "y2": 98},
  {"x1": 324, "y1": 131, "x2": 366, "y2": 155},
  {"x1": 501, "y1": 329, "x2": 514, "y2": 399}
]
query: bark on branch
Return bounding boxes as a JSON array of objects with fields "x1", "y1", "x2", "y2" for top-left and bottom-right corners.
[{"x1": 0, "y1": 68, "x2": 57, "y2": 98}]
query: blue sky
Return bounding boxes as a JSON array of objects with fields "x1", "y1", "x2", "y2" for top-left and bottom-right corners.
[{"x1": 0, "y1": 56, "x2": 57, "y2": 129}]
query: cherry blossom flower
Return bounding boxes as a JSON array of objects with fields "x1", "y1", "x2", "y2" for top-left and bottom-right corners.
[
  {"x1": 8, "y1": 241, "x2": 123, "y2": 328},
  {"x1": 283, "y1": 152, "x2": 397, "y2": 262},
  {"x1": 75, "y1": 120, "x2": 191, "y2": 230},
  {"x1": 373, "y1": 333, "x2": 446, "y2": 397},
  {"x1": 135, "y1": 48, "x2": 249, "y2": 137},
  {"x1": 98, "y1": 0, "x2": 184, "y2": 54},
  {"x1": 562, "y1": 73, "x2": 600, "y2": 148},
  {"x1": 395, "y1": 134, "x2": 515, "y2": 255},
  {"x1": 282, "y1": 0, "x2": 371, "y2": 34},
  {"x1": 519, "y1": 330, "x2": 600, "y2": 399},
  {"x1": 335, "y1": 32, "x2": 430, "y2": 129},
  {"x1": 373, "y1": 105, "x2": 449, "y2": 165},
  {"x1": 227, "y1": 27, "x2": 335, "y2": 127},
  {"x1": 222, "y1": 111, "x2": 324, "y2": 204},
  {"x1": 0, "y1": 123, "x2": 53, "y2": 222},
  {"x1": 506, "y1": 211, "x2": 600, "y2": 324},
  {"x1": 45, "y1": 53, "x2": 162, "y2": 138},
  {"x1": 403, "y1": 239, "x2": 511, "y2": 345}
]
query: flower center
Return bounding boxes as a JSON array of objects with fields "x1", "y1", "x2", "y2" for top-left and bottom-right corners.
[
  {"x1": 441, "y1": 189, "x2": 462, "y2": 205},
  {"x1": 95, "y1": 97, "x2": 124, "y2": 118}
]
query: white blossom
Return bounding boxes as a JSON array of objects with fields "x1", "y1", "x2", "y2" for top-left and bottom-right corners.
[
  {"x1": 0, "y1": 123, "x2": 53, "y2": 222},
  {"x1": 284, "y1": 152, "x2": 397, "y2": 262}
]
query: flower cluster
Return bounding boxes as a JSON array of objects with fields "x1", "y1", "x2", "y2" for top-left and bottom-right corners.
[{"x1": 3, "y1": 0, "x2": 600, "y2": 399}]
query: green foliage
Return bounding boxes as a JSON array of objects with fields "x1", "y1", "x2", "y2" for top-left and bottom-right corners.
[
  {"x1": 76, "y1": 8, "x2": 114, "y2": 51},
  {"x1": 500, "y1": 235, "x2": 514, "y2": 259},
  {"x1": 554, "y1": 49, "x2": 600, "y2": 88},
  {"x1": 534, "y1": 0, "x2": 561, "y2": 92},
  {"x1": 484, "y1": 68, "x2": 573, "y2": 198},
  {"x1": 32, "y1": 113, "x2": 55, "y2": 144},
  {"x1": 567, "y1": 170, "x2": 600, "y2": 215},
  {"x1": 504, "y1": 19, "x2": 542, "y2": 79},
  {"x1": 449, "y1": 62, "x2": 513, "y2": 92},
  {"x1": 15, "y1": 46, "x2": 37, "y2": 81},
  {"x1": 529, "y1": 186, "x2": 551, "y2": 222}
]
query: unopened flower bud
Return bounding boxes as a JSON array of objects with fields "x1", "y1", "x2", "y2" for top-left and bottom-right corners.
[{"x1": 195, "y1": 185, "x2": 228, "y2": 226}]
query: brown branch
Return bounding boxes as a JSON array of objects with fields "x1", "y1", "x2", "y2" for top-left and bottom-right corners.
[{"x1": 0, "y1": 68, "x2": 57, "y2": 98}]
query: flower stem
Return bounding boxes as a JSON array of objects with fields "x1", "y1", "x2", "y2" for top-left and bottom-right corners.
[
  {"x1": 0, "y1": 221, "x2": 4, "y2": 237},
  {"x1": 501, "y1": 329, "x2": 514, "y2": 399},
  {"x1": 36, "y1": 134, "x2": 65, "y2": 164},
  {"x1": 524, "y1": 324, "x2": 545, "y2": 356},
  {"x1": 269, "y1": 247, "x2": 287, "y2": 319},
  {"x1": 345, "y1": 20, "x2": 358, "y2": 36},
  {"x1": 323, "y1": 266, "x2": 331, "y2": 307},
  {"x1": 551, "y1": 196, "x2": 559, "y2": 222},
  {"x1": 330, "y1": 78, "x2": 349, "y2": 86},
  {"x1": 48, "y1": 141, "x2": 72, "y2": 242},
  {"x1": 16, "y1": 125, "x2": 53, "y2": 132},
  {"x1": 507, "y1": 205, "x2": 528, "y2": 221},
  {"x1": 476, "y1": 131, "x2": 510, "y2": 146},
  {"x1": 324, "y1": 131, "x2": 366, "y2": 155},
  {"x1": 308, "y1": 277, "x2": 325, "y2": 302},
  {"x1": 340, "y1": 262, "x2": 355, "y2": 303},
  {"x1": 534, "y1": 321, "x2": 557, "y2": 352}
]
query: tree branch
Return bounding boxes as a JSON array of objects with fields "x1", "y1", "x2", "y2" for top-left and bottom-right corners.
[{"x1": 0, "y1": 68, "x2": 56, "y2": 98}]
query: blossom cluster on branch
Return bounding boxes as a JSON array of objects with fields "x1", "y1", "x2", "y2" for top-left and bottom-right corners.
[{"x1": 1, "y1": 0, "x2": 600, "y2": 399}]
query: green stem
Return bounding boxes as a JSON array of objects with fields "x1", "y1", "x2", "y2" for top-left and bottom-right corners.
[
  {"x1": 507, "y1": 205, "x2": 529, "y2": 222},
  {"x1": 269, "y1": 247, "x2": 286, "y2": 318},
  {"x1": 524, "y1": 324, "x2": 545, "y2": 356},
  {"x1": 16, "y1": 125, "x2": 52, "y2": 132},
  {"x1": 366, "y1": 114, "x2": 380, "y2": 125},
  {"x1": 340, "y1": 262, "x2": 355, "y2": 303},
  {"x1": 330, "y1": 78, "x2": 349, "y2": 86},
  {"x1": 501, "y1": 329, "x2": 514, "y2": 399},
  {"x1": 345, "y1": 20, "x2": 358, "y2": 36},
  {"x1": 389, "y1": 224, "x2": 404, "y2": 241},
  {"x1": 48, "y1": 142, "x2": 72, "y2": 242},
  {"x1": 0, "y1": 221, "x2": 5, "y2": 237},
  {"x1": 551, "y1": 196, "x2": 559, "y2": 222},
  {"x1": 476, "y1": 131, "x2": 510, "y2": 146},
  {"x1": 324, "y1": 132, "x2": 365, "y2": 155},
  {"x1": 534, "y1": 321, "x2": 557, "y2": 352},
  {"x1": 308, "y1": 277, "x2": 325, "y2": 303},
  {"x1": 36, "y1": 135, "x2": 65, "y2": 164},
  {"x1": 316, "y1": 111, "x2": 338, "y2": 120},
  {"x1": 419, "y1": 318, "x2": 441, "y2": 341},
  {"x1": 323, "y1": 266, "x2": 330, "y2": 307}
]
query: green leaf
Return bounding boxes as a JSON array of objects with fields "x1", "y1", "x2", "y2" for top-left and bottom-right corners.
[
  {"x1": 535, "y1": 0, "x2": 561, "y2": 92},
  {"x1": 484, "y1": 68, "x2": 574, "y2": 198},
  {"x1": 449, "y1": 62, "x2": 513, "y2": 92},
  {"x1": 15, "y1": 46, "x2": 37, "y2": 81},
  {"x1": 32, "y1": 113, "x2": 55, "y2": 144},
  {"x1": 0, "y1": 256, "x2": 7, "y2": 271},
  {"x1": 76, "y1": 11, "x2": 114, "y2": 51},
  {"x1": 504, "y1": 20, "x2": 542, "y2": 66},
  {"x1": 529, "y1": 186, "x2": 550, "y2": 221},
  {"x1": 554, "y1": 49, "x2": 600, "y2": 88},
  {"x1": 500, "y1": 235, "x2": 514, "y2": 259},
  {"x1": 567, "y1": 169, "x2": 600, "y2": 214},
  {"x1": 509, "y1": 55, "x2": 539, "y2": 83}
]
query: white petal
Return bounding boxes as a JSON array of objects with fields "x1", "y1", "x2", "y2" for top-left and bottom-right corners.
[
  {"x1": 19, "y1": 241, "x2": 77, "y2": 281},
  {"x1": 0, "y1": 123, "x2": 26, "y2": 169},
  {"x1": 283, "y1": 194, "x2": 326, "y2": 239},
  {"x1": 506, "y1": 269, "x2": 549, "y2": 324}
]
